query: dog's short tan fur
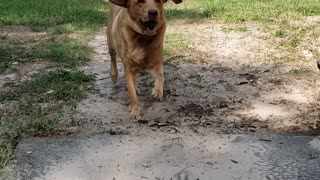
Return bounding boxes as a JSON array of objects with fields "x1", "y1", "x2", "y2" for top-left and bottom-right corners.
[{"x1": 107, "y1": 0, "x2": 182, "y2": 120}]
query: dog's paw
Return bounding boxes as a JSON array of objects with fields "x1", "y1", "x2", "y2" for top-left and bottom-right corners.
[
  {"x1": 110, "y1": 71, "x2": 118, "y2": 84},
  {"x1": 152, "y1": 87, "x2": 163, "y2": 101},
  {"x1": 130, "y1": 105, "x2": 141, "y2": 120}
]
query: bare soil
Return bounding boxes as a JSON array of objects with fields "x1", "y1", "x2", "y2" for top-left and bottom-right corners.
[{"x1": 73, "y1": 21, "x2": 320, "y2": 136}]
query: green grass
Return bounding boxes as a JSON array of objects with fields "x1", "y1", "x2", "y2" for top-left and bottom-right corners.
[
  {"x1": 164, "y1": 33, "x2": 189, "y2": 56},
  {"x1": 51, "y1": 24, "x2": 76, "y2": 35},
  {"x1": 0, "y1": 47, "x2": 14, "y2": 73},
  {"x1": 274, "y1": 29, "x2": 287, "y2": 38},
  {"x1": 221, "y1": 26, "x2": 248, "y2": 33},
  {"x1": 289, "y1": 68, "x2": 312, "y2": 77},
  {"x1": 0, "y1": 120, "x2": 20, "y2": 169},
  {"x1": 0, "y1": 39, "x2": 91, "y2": 73},
  {"x1": 0, "y1": 70, "x2": 94, "y2": 167},
  {"x1": 166, "y1": 0, "x2": 320, "y2": 22},
  {"x1": 0, "y1": 0, "x2": 103, "y2": 73},
  {"x1": 35, "y1": 41, "x2": 92, "y2": 67},
  {"x1": 0, "y1": 45, "x2": 33, "y2": 73},
  {"x1": 0, "y1": 0, "x2": 104, "y2": 170},
  {"x1": 1, "y1": 70, "x2": 95, "y2": 104},
  {"x1": 164, "y1": 33, "x2": 190, "y2": 64},
  {"x1": 0, "y1": 0, "x2": 108, "y2": 31}
]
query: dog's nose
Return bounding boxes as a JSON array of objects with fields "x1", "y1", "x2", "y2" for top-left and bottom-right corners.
[{"x1": 148, "y1": 9, "x2": 158, "y2": 18}]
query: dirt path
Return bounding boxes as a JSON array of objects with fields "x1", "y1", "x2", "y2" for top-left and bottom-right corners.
[
  {"x1": 73, "y1": 22, "x2": 320, "y2": 136},
  {"x1": 2, "y1": 21, "x2": 320, "y2": 180}
]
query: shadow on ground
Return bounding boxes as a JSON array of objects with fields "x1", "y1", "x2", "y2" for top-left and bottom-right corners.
[{"x1": 74, "y1": 26, "x2": 320, "y2": 136}]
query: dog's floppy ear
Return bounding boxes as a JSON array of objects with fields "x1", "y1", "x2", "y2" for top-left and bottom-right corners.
[
  {"x1": 164, "y1": 0, "x2": 182, "y2": 4},
  {"x1": 109, "y1": 0, "x2": 128, "y2": 8}
]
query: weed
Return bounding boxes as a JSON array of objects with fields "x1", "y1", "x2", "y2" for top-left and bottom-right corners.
[
  {"x1": 0, "y1": 146, "x2": 12, "y2": 169},
  {"x1": 237, "y1": 27, "x2": 248, "y2": 32},
  {"x1": 274, "y1": 29, "x2": 287, "y2": 38},
  {"x1": 221, "y1": 27, "x2": 232, "y2": 33}
]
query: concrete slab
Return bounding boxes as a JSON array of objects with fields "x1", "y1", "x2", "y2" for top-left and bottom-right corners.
[{"x1": 5, "y1": 135, "x2": 320, "y2": 180}]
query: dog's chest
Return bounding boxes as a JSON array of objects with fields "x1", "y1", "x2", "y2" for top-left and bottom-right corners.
[{"x1": 125, "y1": 36, "x2": 156, "y2": 66}]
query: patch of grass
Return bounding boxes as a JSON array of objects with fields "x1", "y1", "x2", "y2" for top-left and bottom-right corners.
[
  {"x1": 0, "y1": 121, "x2": 21, "y2": 169},
  {"x1": 237, "y1": 27, "x2": 248, "y2": 32},
  {"x1": 284, "y1": 34, "x2": 301, "y2": 48},
  {"x1": 0, "y1": 0, "x2": 108, "y2": 32},
  {"x1": 0, "y1": 47, "x2": 13, "y2": 73},
  {"x1": 289, "y1": 68, "x2": 311, "y2": 77},
  {"x1": 35, "y1": 41, "x2": 92, "y2": 67},
  {"x1": 221, "y1": 27, "x2": 233, "y2": 33},
  {"x1": 0, "y1": 93, "x2": 19, "y2": 102},
  {"x1": 0, "y1": 45, "x2": 32, "y2": 74},
  {"x1": 274, "y1": 29, "x2": 287, "y2": 38},
  {"x1": 0, "y1": 107, "x2": 60, "y2": 168},
  {"x1": 277, "y1": 26, "x2": 309, "y2": 49},
  {"x1": 166, "y1": 0, "x2": 320, "y2": 23},
  {"x1": 221, "y1": 26, "x2": 248, "y2": 33},
  {"x1": 164, "y1": 33, "x2": 190, "y2": 63},
  {"x1": 164, "y1": 33, "x2": 189, "y2": 56},
  {"x1": 1, "y1": 30, "x2": 92, "y2": 74},
  {"x1": 51, "y1": 24, "x2": 76, "y2": 35},
  {"x1": 11, "y1": 70, "x2": 95, "y2": 104},
  {"x1": 270, "y1": 17, "x2": 320, "y2": 64},
  {"x1": 29, "y1": 116, "x2": 60, "y2": 136},
  {"x1": 0, "y1": 0, "x2": 102, "y2": 170},
  {"x1": 166, "y1": 0, "x2": 225, "y2": 20},
  {"x1": 0, "y1": 146, "x2": 12, "y2": 169},
  {"x1": 0, "y1": 69, "x2": 94, "y2": 168},
  {"x1": 19, "y1": 103, "x2": 62, "y2": 136}
]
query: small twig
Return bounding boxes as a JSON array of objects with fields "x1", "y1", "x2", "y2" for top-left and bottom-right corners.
[
  {"x1": 259, "y1": 138, "x2": 272, "y2": 142},
  {"x1": 231, "y1": 159, "x2": 239, "y2": 164}
]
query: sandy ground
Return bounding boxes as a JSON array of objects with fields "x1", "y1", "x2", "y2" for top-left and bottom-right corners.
[
  {"x1": 73, "y1": 22, "x2": 320, "y2": 136},
  {"x1": 1, "y1": 20, "x2": 320, "y2": 137}
]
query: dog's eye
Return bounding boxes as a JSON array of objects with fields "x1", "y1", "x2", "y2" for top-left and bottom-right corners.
[
  {"x1": 155, "y1": 0, "x2": 161, "y2": 3},
  {"x1": 138, "y1": 0, "x2": 145, "y2": 3}
]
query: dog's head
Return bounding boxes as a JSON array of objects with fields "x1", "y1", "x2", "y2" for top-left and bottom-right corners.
[{"x1": 109, "y1": 0, "x2": 182, "y2": 36}]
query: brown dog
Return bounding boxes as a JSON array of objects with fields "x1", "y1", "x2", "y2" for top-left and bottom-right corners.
[{"x1": 107, "y1": 0, "x2": 182, "y2": 120}]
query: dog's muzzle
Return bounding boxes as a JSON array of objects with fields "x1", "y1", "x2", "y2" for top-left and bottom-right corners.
[{"x1": 140, "y1": 20, "x2": 157, "y2": 36}]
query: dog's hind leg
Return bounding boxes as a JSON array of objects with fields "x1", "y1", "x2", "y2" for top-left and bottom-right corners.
[
  {"x1": 109, "y1": 48, "x2": 118, "y2": 84},
  {"x1": 107, "y1": 29, "x2": 118, "y2": 84}
]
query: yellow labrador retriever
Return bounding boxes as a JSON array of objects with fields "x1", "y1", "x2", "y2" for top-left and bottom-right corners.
[{"x1": 107, "y1": 0, "x2": 182, "y2": 120}]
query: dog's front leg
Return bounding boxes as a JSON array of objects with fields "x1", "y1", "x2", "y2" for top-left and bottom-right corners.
[
  {"x1": 151, "y1": 64, "x2": 164, "y2": 100},
  {"x1": 124, "y1": 66, "x2": 141, "y2": 120}
]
